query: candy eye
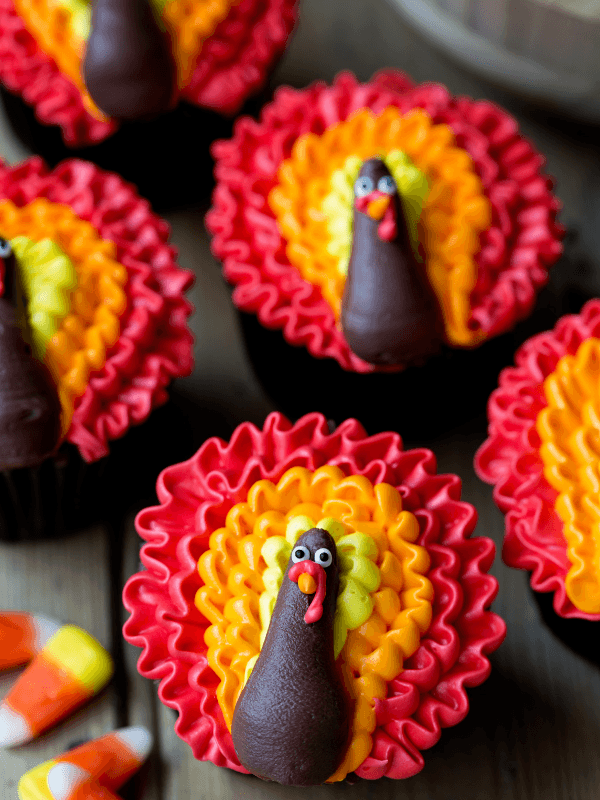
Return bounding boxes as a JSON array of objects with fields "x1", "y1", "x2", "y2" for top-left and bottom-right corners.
[
  {"x1": 0, "y1": 238, "x2": 12, "y2": 257},
  {"x1": 354, "y1": 176, "x2": 374, "y2": 198},
  {"x1": 291, "y1": 545, "x2": 311, "y2": 563},
  {"x1": 377, "y1": 175, "x2": 396, "y2": 195},
  {"x1": 314, "y1": 548, "x2": 333, "y2": 568}
]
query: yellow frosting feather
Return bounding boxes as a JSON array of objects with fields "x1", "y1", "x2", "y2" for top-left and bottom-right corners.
[
  {"x1": 56, "y1": 0, "x2": 173, "y2": 41},
  {"x1": 10, "y1": 236, "x2": 77, "y2": 359}
]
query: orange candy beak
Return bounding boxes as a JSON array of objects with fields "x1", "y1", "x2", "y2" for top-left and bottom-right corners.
[
  {"x1": 298, "y1": 573, "x2": 317, "y2": 594},
  {"x1": 367, "y1": 196, "x2": 390, "y2": 220}
]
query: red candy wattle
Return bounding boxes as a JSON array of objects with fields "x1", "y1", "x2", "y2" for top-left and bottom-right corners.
[
  {"x1": 475, "y1": 299, "x2": 600, "y2": 621},
  {"x1": 377, "y1": 204, "x2": 397, "y2": 243},
  {"x1": 0, "y1": 0, "x2": 297, "y2": 146},
  {"x1": 289, "y1": 560, "x2": 326, "y2": 623},
  {"x1": 123, "y1": 412, "x2": 505, "y2": 780},
  {"x1": 355, "y1": 192, "x2": 398, "y2": 243},
  {"x1": 207, "y1": 70, "x2": 564, "y2": 373},
  {"x1": 0, "y1": 156, "x2": 194, "y2": 462}
]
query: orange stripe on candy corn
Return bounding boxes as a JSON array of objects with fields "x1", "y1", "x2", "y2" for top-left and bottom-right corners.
[
  {"x1": 5, "y1": 653, "x2": 93, "y2": 737},
  {"x1": 56, "y1": 727, "x2": 152, "y2": 790},
  {"x1": 0, "y1": 625, "x2": 113, "y2": 747},
  {"x1": 0, "y1": 613, "x2": 61, "y2": 670},
  {"x1": 17, "y1": 726, "x2": 153, "y2": 800},
  {"x1": 58, "y1": 782, "x2": 120, "y2": 800},
  {"x1": 0, "y1": 613, "x2": 37, "y2": 668}
]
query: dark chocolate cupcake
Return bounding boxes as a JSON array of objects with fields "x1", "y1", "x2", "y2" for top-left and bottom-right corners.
[
  {"x1": 0, "y1": 155, "x2": 193, "y2": 540},
  {"x1": 206, "y1": 71, "x2": 564, "y2": 440},
  {"x1": 0, "y1": 0, "x2": 298, "y2": 208},
  {"x1": 123, "y1": 411, "x2": 506, "y2": 785},
  {"x1": 475, "y1": 300, "x2": 600, "y2": 662}
]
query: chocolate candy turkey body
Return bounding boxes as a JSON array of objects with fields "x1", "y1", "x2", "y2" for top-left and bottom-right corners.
[
  {"x1": 231, "y1": 528, "x2": 352, "y2": 785},
  {"x1": 83, "y1": 0, "x2": 177, "y2": 120},
  {"x1": 341, "y1": 157, "x2": 443, "y2": 366},
  {"x1": 0, "y1": 246, "x2": 61, "y2": 469}
]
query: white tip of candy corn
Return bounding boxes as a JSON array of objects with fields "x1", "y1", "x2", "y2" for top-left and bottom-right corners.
[
  {"x1": 31, "y1": 616, "x2": 62, "y2": 650},
  {"x1": 46, "y1": 763, "x2": 89, "y2": 800},
  {"x1": 114, "y1": 726, "x2": 153, "y2": 762},
  {"x1": 0, "y1": 703, "x2": 32, "y2": 747}
]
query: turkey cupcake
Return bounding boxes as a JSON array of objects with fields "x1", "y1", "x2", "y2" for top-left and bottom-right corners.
[
  {"x1": 123, "y1": 412, "x2": 505, "y2": 785},
  {"x1": 0, "y1": 0, "x2": 298, "y2": 207},
  {"x1": 0, "y1": 155, "x2": 193, "y2": 541},
  {"x1": 206, "y1": 70, "x2": 564, "y2": 438},
  {"x1": 475, "y1": 300, "x2": 600, "y2": 660}
]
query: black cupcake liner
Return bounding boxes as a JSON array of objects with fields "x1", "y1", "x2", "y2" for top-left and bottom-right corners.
[
  {"x1": 232, "y1": 235, "x2": 592, "y2": 445},
  {"x1": 235, "y1": 300, "x2": 566, "y2": 446},
  {"x1": 0, "y1": 89, "x2": 236, "y2": 211},
  {"x1": 530, "y1": 586, "x2": 600, "y2": 665},
  {"x1": 0, "y1": 389, "x2": 200, "y2": 542},
  {"x1": 0, "y1": 445, "x2": 106, "y2": 541},
  {"x1": 237, "y1": 308, "x2": 515, "y2": 444}
]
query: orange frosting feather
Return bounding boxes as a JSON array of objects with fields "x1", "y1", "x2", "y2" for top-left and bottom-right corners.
[
  {"x1": 162, "y1": 0, "x2": 240, "y2": 84},
  {"x1": 537, "y1": 337, "x2": 600, "y2": 613}
]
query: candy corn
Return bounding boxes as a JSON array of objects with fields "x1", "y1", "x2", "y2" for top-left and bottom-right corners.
[
  {"x1": 18, "y1": 726, "x2": 153, "y2": 800},
  {"x1": 0, "y1": 613, "x2": 61, "y2": 670},
  {"x1": 0, "y1": 625, "x2": 113, "y2": 747}
]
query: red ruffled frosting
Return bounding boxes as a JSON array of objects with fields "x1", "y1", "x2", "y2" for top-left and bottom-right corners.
[
  {"x1": 0, "y1": 156, "x2": 194, "y2": 462},
  {"x1": 206, "y1": 70, "x2": 564, "y2": 373},
  {"x1": 0, "y1": 0, "x2": 297, "y2": 146},
  {"x1": 181, "y1": 0, "x2": 297, "y2": 116},
  {"x1": 475, "y1": 299, "x2": 600, "y2": 621},
  {"x1": 123, "y1": 412, "x2": 505, "y2": 780}
]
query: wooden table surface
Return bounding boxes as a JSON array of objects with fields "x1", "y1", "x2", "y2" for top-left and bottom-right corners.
[{"x1": 3, "y1": 1, "x2": 600, "y2": 797}]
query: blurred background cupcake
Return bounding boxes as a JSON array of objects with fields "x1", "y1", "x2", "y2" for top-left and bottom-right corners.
[
  {"x1": 475, "y1": 299, "x2": 600, "y2": 661},
  {"x1": 123, "y1": 412, "x2": 505, "y2": 784},
  {"x1": 206, "y1": 70, "x2": 564, "y2": 440},
  {"x1": 0, "y1": 154, "x2": 194, "y2": 541},
  {"x1": 0, "y1": 0, "x2": 298, "y2": 207}
]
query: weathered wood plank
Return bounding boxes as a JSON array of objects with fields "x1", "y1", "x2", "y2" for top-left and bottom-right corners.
[
  {"x1": 0, "y1": 526, "x2": 117, "y2": 800},
  {"x1": 431, "y1": 422, "x2": 600, "y2": 800},
  {"x1": 120, "y1": 511, "x2": 162, "y2": 800}
]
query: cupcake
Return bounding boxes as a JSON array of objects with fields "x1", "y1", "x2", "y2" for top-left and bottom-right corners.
[
  {"x1": 0, "y1": 0, "x2": 298, "y2": 207},
  {"x1": 0, "y1": 154, "x2": 193, "y2": 541},
  {"x1": 475, "y1": 299, "x2": 600, "y2": 660},
  {"x1": 206, "y1": 70, "x2": 564, "y2": 439},
  {"x1": 123, "y1": 412, "x2": 505, "y2": 785}
]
